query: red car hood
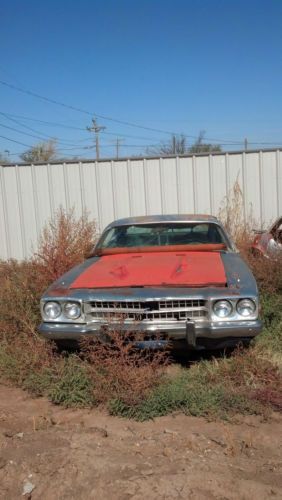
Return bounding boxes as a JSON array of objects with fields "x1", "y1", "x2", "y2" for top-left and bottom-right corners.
[{"x1": 70, "y1": 251, "x2": 227, "y2": 289}]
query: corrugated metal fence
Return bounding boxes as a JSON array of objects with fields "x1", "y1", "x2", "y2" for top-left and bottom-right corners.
[{"x1": 1, "y1": 149, "x2": 282, "y2": 260}]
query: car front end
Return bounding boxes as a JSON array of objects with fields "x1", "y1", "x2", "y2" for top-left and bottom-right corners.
[
  {"x1": 39, "y1": 215, "x2": 262, "y2": 350},
  {"x1": 39, "y1": 286, "x2": 261, "y2": 350}
]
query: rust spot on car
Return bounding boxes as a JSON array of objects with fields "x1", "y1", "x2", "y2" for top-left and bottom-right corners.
[
  {"x1": 171, "y1": 255, "x2": 189, "y2": 277},
  {"x1": 227, "y1": 286, "x2": 241, "y2": 295},
  {"x1": 110, "y1": 265, "x2": 129, "y2": 280},
  {"x1": 47, "y1": 284, "x2": 70, "y2": 296},
  {"x1": 96, "y1": 244, "x2": 226, "y2": 256}
]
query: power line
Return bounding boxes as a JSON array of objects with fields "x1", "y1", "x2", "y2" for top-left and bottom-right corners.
[
  {"x1": 0, "y1": 84, "x2": 280, "y2": 149},
  {"x1": 0, "y1": 121, "x2": 93, "y2": 149},
  {"x1": 0, "y1": 111, "x2": 165, "y2": 142},
  {"x1": 0, "y1": 112, "x2": 86, "y2": 130},
  {"x1": 248, "y1": 141, "x2": 282, "y2": 146},
  {"x1": 0, "y1": 112, "x2": 88, "y2": 146},
  {"x1": 0, "y1": 79, "x2": 243, "y2": 144},
  {"x1": 0, "y1": 121, "x2": 57, "y2": 143},
  {"x1": 6, "y1": 109, "x2": 274, "y2": 147},
  {"x1": 0, "y1": 79, "x2": 93, "y2": 117},
  {"x1": 0, "y1": 134, "x2": 32, "y2": 148}
]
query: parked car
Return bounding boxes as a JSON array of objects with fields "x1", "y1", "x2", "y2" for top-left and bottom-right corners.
[
  {"x1": 251, "y1": 216, "x2": 282, "y2": 258},
  {"x1": 39, "y1": 214, "x2": 262, "y2": 350}
]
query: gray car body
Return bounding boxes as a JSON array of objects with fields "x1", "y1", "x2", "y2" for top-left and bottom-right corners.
[{"x1": 39, "y1": 214, "x2": 262, "y2": 349}]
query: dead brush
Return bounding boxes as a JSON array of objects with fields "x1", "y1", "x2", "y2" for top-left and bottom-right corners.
[
  {"x1": 250, "y1": 384, "x2": 282, "y2": 412},
  {"x1": 0, "y1": 209, "x2": 98, "y2": 402},
  {"x1": 80, "y1": 330, "x2": 170, "y2": 407},
  {"x1": 246, "y1": 252, "x2": 282, "y2": 295},
  {"x1": 218, "y1": 179, "x2": 282, "y2": 305},
  {"x1": 0, "y1": 332, "x2": 56, "y2": 387},
  {"x1": 207, "y1": 346, "x2": 281, "y2": 390},
  {"x1": 33, "y1": 206, "x2": 97, "y2": 282},
  {"x1": 0, "y1": 259, "x2": 49, "y2": 339},
  {"x1": 218, "y1": 179, "x2": 256, "y2": 252}
]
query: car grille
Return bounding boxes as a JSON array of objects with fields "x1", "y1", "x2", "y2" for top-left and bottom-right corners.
[{"x1": 86, "y1": 299, "x2": 208, "y2": 322}]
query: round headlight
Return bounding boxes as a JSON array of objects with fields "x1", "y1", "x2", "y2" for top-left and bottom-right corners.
[
  {"x1": 213, "y1": 300, "x2": 232, "y2": 318},
  {"x1": 43, "y1": 301, "x2": 61, "y2": 319},
  {"x1": 236, "y1": 299, "x2": 256, "y2": 317},
  {"x1": 64, "y1": 302, "x2": 81, "y2": 320}
]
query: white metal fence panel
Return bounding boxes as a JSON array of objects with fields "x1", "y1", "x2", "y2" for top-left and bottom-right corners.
[{"x1": 1, "y1": 149, "x2": 281, "y2": 260}]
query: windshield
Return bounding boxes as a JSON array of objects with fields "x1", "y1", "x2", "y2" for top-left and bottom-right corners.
[{"x1": 98, "y1": 223, "x2": 227, "y2": 249}]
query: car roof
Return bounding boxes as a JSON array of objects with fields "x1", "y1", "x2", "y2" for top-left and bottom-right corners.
[{"x1": 106, "y1": 214, "x2": 219, "y2": 229}]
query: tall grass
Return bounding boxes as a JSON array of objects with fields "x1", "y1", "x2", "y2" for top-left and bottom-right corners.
[{"x1": 218, "y1": 179, "x2": 255, "y2": 251}]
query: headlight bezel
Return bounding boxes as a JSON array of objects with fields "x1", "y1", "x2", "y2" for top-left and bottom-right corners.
[
  {"x1": 212, "y1": 297, "x2": 257, "y2": 321},
  {"x1": 41, "y1": 300, "x2": 83, "y2": 322}
]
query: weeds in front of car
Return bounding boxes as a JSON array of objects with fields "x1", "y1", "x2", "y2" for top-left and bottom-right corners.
[
  {"x1": 0, "y1": 208, "x2": 97, "y2": 408},
  {"x1": 49, "y1": 356, "x2": 95, "y2": 407},
  {"x1": 0, "y1": 207, "x2": 281, "y2": 419},
  {"x1": 80, "y1": 332, "x2": 169, "y2": 407},
  {"x1": 109, "y1": 346, "x2": 281, "y2": 420}
]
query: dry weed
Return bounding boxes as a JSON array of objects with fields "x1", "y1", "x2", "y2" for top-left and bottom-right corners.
[
  {"x1": 246, "y1": 253, "x2": 282, "y2": 294},
  {"x1": 210, "y1": 347, "x2": 280, "y2": 389},
  {"x1": 0, "y1": 260, "x2": 48, "y2": 339},
  {"x1": 33, "y1": 206, "x2": 97, "y2": 282},
  {"x1": 218, "y1": 179, "x2": 256, "y2": 253},
  {"x1": 80, "y1": 330, "x2": 170, "y2": 406}
]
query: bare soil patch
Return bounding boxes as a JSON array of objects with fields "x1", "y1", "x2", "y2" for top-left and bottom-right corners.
[{"x1": 0, "y1": 385, "x2": 281, "y2": 499}]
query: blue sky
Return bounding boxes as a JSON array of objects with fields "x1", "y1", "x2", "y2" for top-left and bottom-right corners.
[{"x1": 0, "y1": 0, "x2": 281, "y2": 161}]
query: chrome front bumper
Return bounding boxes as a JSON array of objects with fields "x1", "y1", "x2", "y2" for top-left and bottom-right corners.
[{"x1": 38, "y1": 319, "x2": 262, "y2": 347}]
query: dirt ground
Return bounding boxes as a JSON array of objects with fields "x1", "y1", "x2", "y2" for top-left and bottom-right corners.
[{"x1": 0, "y1": 385, "x2": 281, "y2": 499}]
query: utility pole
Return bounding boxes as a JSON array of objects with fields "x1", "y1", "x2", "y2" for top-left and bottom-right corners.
[
  {"x1": 172, "y1": 135, "x2": 176, "y2": 155},
  {"x1": 244, "y1": 137, "x2": 248, "y2": 151},
  {"x1": 87, "y1": 118, "x2": 106, "y2": 160},
  {"x1": 116, "y1": 138, "x2": 124, "y2": 159}
]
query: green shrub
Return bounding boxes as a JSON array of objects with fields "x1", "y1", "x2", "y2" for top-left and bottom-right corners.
[
  {"x1": 109, "y1": 372, "x2": 260, "y2": 421},
  {"x1": 49, "y1": 356, "x2": 94, "y2": 407},
  {"x1": 256, "y1": 321, "x2": 282, "y2": 360},
  {"x1": 260, "y1": 292, "x2": 282, "y2": 328},
  {"x1": 23, "y1": 369, "x2": 55, "y2": 397}
]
